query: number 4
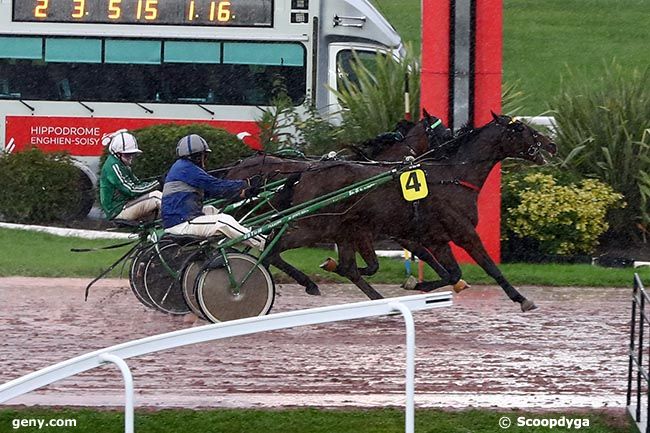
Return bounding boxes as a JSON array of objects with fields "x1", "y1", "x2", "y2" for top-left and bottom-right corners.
[
  {"x1": 399, "y1": 169, "x2": 428, "y2": 202},
  {"x1": 404, "y1": 171, "x2": 421, "y2": 192}
]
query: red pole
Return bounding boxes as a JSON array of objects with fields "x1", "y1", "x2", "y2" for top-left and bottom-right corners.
[
  {"x1": 420, "y1": 0, "x2": 503, "y2": 263},
  {"x1": 472, "y1": 0, "x2": 503, "y2": 263},
  {"x1": 420, "y1": 0, "x2": 450, "y2": 123}
]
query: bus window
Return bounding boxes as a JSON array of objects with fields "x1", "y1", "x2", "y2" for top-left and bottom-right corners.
[
  {"x1": 0, "y1": 37, "x2": 41, "y2": 59},
  {"x1": 223, "y1": 42, "x2": 304, "y2": 67},
  {"x1": 0, "y1": 37, "x2": 42, "y2": 99},
  {"x1": 104, "y1": 40, "x2": 162, "y2": 102},
  {"x1": 161, "y1": 41, "x2": 221, "y2": 103},
  {"x1": 336, "y1": 50, "x2": 382, "y2": 90},
  {"x1": 0, "y1": 36, "x2": 306, "y2": 105},
  {"x1": 45, "y1": 39, "x2": 102, "y2": 63},
  {"x1": 165, "y1": 41, "x2": 221, "y2": 64},
  {"x1": 105, "y1": 40, "x2": 162, "y2": 64},
  {"x1": 162, "y1": 41, "x2": 306, "y2": 105}
]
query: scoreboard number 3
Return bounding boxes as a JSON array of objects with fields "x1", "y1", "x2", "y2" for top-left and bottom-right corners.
[{"x1": 399, "y1": 169, "x2": 428, "y2": 201}]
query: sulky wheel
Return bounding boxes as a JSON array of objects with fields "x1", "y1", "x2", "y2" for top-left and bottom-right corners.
[
  {"x1": 196, "y1": 252, "x2": 275, "y2": 323},
  {"x1": 181, "y1": 259, "x2": 208, "y2": 320},
  {"x1": 128, "y1": 246, "x2": 157, "y2": 309},
  {"x1": 143, "y1": 241, "x2": 191, "y2": 315}
]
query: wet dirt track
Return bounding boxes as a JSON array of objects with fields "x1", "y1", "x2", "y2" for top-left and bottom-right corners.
[{"x1": 0, "y1": 277, "x2": 632, "y2": 409}]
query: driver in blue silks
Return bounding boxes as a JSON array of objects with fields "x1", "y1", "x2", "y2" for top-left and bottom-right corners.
[{"x1": 161, "y1": 134, "x2": 265, "y2": 250}]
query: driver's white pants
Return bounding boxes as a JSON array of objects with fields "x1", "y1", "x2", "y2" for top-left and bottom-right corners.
[
  {"x1": 164, "y1": 205, "x2": 265, "y2": 250},
  {"x1": 115, "y1": 191, "x2": 162, "y2": 221}
]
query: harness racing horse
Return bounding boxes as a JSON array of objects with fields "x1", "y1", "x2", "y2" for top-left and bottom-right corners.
[
  {"x1": 227, "y1": 112, "x2": 448, "y2": 297},
  {"x1": 264, "y1": 113, "x2": 557, "y2": 312}
]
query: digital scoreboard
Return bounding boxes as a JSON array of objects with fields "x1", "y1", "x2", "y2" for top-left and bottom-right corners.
[{"x1": 13, "y1": 0, "x2": 274, "y2": 27}]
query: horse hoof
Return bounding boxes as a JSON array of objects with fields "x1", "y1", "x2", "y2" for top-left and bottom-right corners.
[
  {"x1": 306, "y1": 285, "x2": 321, "y2": 296},
  {"x1": 452, "y1": 279, "x2": 470, "y2": 293},
  {"x1": 319, "y1": 257, "x2": 338, "y2": 273},
  {"x1": 401, "y1": 276, "x2": 418, "y2": 291},
  {"x1": 520, "y1": 299, "x2": 538, "y2": 312}
]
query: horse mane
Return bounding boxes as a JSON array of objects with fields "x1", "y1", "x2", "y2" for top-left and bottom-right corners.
[
  {"x1": 417, "y1": 121, "x2": 490, "y2": 162},
  {"x1": 345, "y1": 119, "x2": 416, "y2": 160}
]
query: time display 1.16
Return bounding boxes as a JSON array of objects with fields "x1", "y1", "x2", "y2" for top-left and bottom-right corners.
[{"x1": 13, "y1": 0, "x2": 273, "y2": 27}]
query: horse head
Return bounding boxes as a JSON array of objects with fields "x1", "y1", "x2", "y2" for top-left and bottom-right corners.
[
  {"x1": 490, "y1": 112, "x2": 557, "y2": 164},
  {"x1": 422, "y1": 109, "x2": 453, "y2": 149}
]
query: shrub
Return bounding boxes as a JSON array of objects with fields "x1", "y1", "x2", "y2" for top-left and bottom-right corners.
[
  {"x1": 551, "y1": 62, "x2": 650, "y2": 241},
  {"x1": 100, "y1": 123, "x2": 254, "y2": 180},
  {"x1": 0, "y1": 149, "x2": 83, "y2": 224},
  {"x1": 504, "y1": 172, "x2": 624, "y2": 255}
]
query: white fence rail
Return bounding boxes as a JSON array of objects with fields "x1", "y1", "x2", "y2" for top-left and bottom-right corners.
[{"x1": 0, "y1": 292, "x2": 453, "y2": 433}]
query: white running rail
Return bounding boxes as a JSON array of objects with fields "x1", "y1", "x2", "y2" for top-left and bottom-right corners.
[{"x1": 0, "y1": 292, "x2": 453, "y2": 433}]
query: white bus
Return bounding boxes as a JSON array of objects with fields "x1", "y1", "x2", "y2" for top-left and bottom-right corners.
[{"x1": 0, "y1": 0, "x2": 402, "y2": 213}]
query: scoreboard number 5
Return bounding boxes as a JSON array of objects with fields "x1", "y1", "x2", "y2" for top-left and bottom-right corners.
[{"x1": 399, "y1": 169, "x2": 428, "y2": 201}]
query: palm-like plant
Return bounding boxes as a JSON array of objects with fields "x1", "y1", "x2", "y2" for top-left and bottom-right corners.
[
  {"x1": 552, "y1": 62, "x2": 650, "y2": 240},
  {"x1": 330, "y1": 45, "x2": 421, "y2": 144}
]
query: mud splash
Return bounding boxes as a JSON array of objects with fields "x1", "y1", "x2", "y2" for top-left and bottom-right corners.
[{"x1": 0, "y1": 277, "x2": 631, "y2": 409}]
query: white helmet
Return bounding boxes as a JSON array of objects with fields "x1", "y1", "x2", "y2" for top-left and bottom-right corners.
[
  {"x1": 103, "y1": 129, "x2": 142, "y2": 155},
  {"x1": 176, "y1": 134, "x2": 211, "y2": 157}
]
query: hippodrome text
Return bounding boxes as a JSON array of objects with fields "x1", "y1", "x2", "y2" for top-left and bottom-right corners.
[{"x1": 29, "y1": 126, "x2": 102, "y2": 146}]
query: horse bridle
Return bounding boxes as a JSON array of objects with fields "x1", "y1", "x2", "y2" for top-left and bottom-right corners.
[{"x1": 500, "y1": 120, "x2": 544, "y2": 158}]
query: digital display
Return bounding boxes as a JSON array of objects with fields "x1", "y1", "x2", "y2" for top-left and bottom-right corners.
[{"x1": 13, "y1": 0, "x2": 273, "y2": 27}]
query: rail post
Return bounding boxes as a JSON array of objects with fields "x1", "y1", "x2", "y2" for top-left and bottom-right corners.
[
  {"x1": 98, "y1": 353, "x2": 134, "y2": 433},
  {"x1": 389, "y1": 302, "x2": 416, "y2": 433},
  {"x1": 627, "y1": 274, "x2": 650, "y2": 433}
]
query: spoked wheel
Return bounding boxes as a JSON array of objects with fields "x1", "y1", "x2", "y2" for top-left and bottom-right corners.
[
  {"x1": 143, "y1": 241, "x2": 192, "y2": 315},
  {"x1": 196, "y1": 252, "x2": 275, "y2": 323},
  {"x1": 128, "y1": 246, "x2": 156, "y2": 309},
  {"x1": 181, "y1": 259, "x2": 208, "y2": 320}
]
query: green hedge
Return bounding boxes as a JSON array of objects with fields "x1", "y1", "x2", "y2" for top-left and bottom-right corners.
[
  {"x1": 0, "y1": 149, "x2": 84, "y2": 224},
  {"x1": 100, "y1": 123, "x2": 254, "y2": 180}
]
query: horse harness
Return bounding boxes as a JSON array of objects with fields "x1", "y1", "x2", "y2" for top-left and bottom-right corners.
[{"x1": 500, "y1": 119, "x2": 545, "y2": 158}]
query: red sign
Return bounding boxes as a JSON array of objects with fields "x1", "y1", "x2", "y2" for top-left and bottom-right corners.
[{"x1": 5, "y1": 116, "x2": 262, "y2": 156}]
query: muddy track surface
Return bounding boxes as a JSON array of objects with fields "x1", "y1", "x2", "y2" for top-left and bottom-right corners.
[{"x1": 0, "y1": 277, "x2": 632, "y2": 409}]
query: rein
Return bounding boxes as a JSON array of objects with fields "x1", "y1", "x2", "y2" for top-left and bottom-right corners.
[{"x1": 431, "y1": 178, "x2": 481, "y2": 192}]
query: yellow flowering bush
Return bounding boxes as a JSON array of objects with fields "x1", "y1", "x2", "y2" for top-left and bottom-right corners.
[{"x1": 505, "y1": 173, "x2": 625, "y2": 255}]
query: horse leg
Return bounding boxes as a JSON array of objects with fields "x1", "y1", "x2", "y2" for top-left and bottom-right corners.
[
  {"x1": 455, "y1": 234, "x2": 536, "y2": 312},
  {"x1": 412, "y1": 243, "x2": 469, "y2": 293},
  {"x1": 319, "y1": 234, "x2": 379, "y2": 277},
  {"x1": 262, "y1": 238, "x2": 321, "y2": 296},
  {"x1": 355, "y1": 236, "x2": 379, "y2": 276},
  {"x1": 335, "y1": 239, "x2": 383, "y2": 300},
  {"x1": 397, "y1": 240, "x2": 456, "y2": 291}
]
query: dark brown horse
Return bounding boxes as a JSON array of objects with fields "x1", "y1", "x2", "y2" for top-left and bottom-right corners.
[
  {"x1": 227, "y1": 112, "x2": 447, "y2": 297},
  {"x1": 261, "y1": 113, "x2": 557, "y2": 312}
]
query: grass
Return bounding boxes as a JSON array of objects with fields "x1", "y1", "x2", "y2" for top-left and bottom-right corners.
[
  {"x1": 0, "y1": 407, "x2": 630, "y2": 433},
  {"x1": 371, "y1": 0, "x2": 650, "y2": 114},
  {"x1": 2, "y1": 228, "x2": 649, "y2": 287}
]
